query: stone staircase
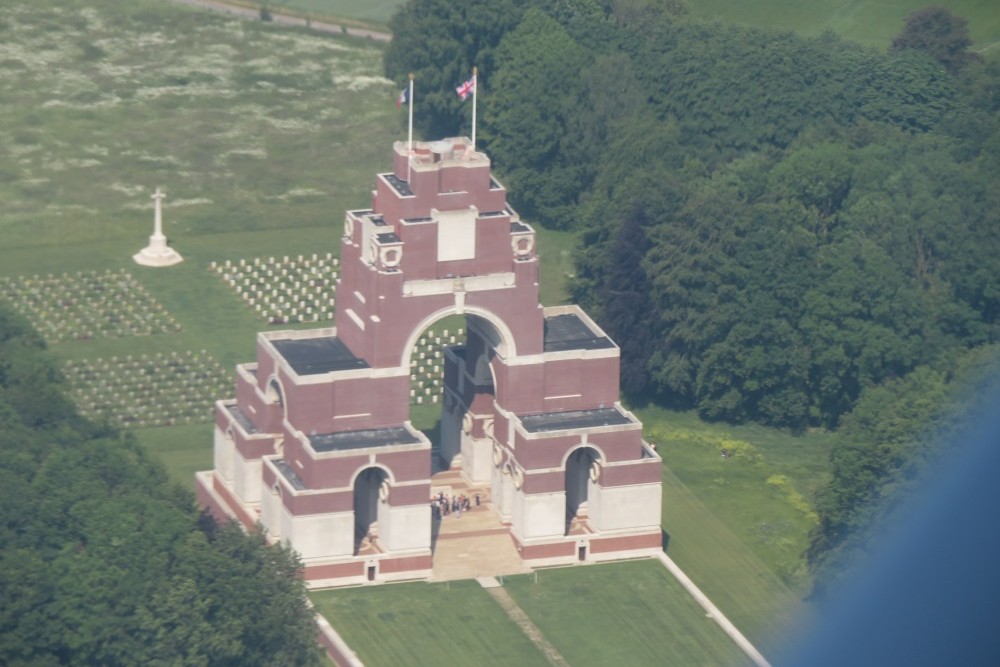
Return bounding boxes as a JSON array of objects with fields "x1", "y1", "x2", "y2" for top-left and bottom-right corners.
[{"x1": 429, "y1": 469, "x2": 530, "y2": 581}]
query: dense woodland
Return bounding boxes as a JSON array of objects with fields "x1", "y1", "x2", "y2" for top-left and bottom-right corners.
[
  {"x1": 0, "y1": 305, "x2": 321, "y2": 665},
  {"x1": 386, "y1": 0, "x2": 1000, "y2": 594}
]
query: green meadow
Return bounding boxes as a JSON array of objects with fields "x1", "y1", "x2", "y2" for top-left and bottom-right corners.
[
  {"x1": 311, "y1": 580, "x2": 552, "y2": 667},
  {"x1": 311, "y1": 561, "x2": 755, "y2": 667},
  {"x1": 267, "y1": 0, "x2": 998, "y2": 51},
  {"x1": 0, "y1": 1, "x2": 835, "y2": 664},
  {"x1": 689, "y1": 0, "x2": 1000, "y2": 51}
]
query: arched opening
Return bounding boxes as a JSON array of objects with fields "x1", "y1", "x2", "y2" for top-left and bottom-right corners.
[
  {"x1": 565, "y1": 446, "x2": 601, "y2": 535},
  {"x1": 353, "y1": 467, "x2": 389, "y2": 555},
  {"x1": 265, "y1": 377, "x2": 286, "y2": 419}
]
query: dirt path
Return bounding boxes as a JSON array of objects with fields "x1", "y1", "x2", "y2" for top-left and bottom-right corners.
[
  {"x1": 483, "y1": 584, "x2": 571, "y2": 667},
  {"x1": 163, "y1": 0, "x2": 392, "y2": 41}
]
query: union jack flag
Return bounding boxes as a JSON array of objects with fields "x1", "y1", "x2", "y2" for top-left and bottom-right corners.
[{"x1": 456, "y1": 76, "x2": 475, "y2": 101}]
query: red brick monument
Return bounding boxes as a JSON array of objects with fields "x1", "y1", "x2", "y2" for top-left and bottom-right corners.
[{"x1": 197, "y1": 138, "x2": 663, "y2": 586}]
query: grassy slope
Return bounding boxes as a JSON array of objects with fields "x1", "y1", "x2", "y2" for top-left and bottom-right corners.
[
  {"x1": 310, "y1": 580, "x2": 551, "y2": 667},
  {"x1": 642, "y1": 407, "x2": 834, "y2": 590},
  {"x1": 504, "y1": 561, "x2": 754, "y2": 667},
  {"x1": 636, "y1": 407, "x2": 832, "y2": 657}
]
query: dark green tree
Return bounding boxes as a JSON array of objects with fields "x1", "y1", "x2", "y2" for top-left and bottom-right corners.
[
  {"x1": 600, "y1": 202, "x2": 658, "y2": 395},
  {"x1": 0, "y1": 303, "x2": 322, "y2": 666},
  {"x1": 891, "y1": 6, "x2": 981, "y2": 74},
  {"x1": 480, "y1": 8, "x2": 592, "y2": 228},
  {"x1": 384, "y1": 0, "x2": 530, "y2": 139}
]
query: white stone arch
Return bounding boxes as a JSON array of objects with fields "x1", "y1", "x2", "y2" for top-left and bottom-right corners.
[
  {"x1": 400, "y1": 305, "x2": 517, "y2": 371},
  {"x1": 561, "y1": 442, "x2": 607, "y2": 469},
  {"x1": 265, "y1": 374, "x2": 288, "y2": 419},
  {"x1": 564, "y1": 444, "x2": 605, "y2": 536},
  {"x1": 351, "y1": 464, "x2": 394, "y2": 556},
  {"x1": 348, "y1": 462, "x2": 396, "y2": 488}
]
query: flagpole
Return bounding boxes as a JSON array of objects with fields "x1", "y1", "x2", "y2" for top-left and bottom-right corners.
[
  {"x1": 407, "y1": 72, "x2": 414, "y2": 182},
  {"x1": 471, "y1": 67, "x2": 478, "y2": 152}
]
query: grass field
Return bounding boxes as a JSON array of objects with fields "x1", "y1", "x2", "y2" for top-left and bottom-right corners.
[
  {"x1": 310, "y1": 580, "x2": 552, "y2": 667},
  {"x1": 689, "y1": 0, "x2": 1000, "y2": 50},
  {"x1": 311, "y1": 561, "x2": 756, "y2": 667},
  {"x1": 641, "y1": 407, "x2": 834, "y2": 594},
  {"x1": 503, "y1": 560, "x2": 754, "y2": 666}
]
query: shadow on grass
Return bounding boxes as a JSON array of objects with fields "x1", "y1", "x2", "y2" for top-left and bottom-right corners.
[{"x1": 662, "y1": 528, "x2": 671, "y2": 552}]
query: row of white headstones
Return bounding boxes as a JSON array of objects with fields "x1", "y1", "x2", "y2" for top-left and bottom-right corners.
[
  {"x1": 62, "y1": 350, "x2": 232, "y2": 428},
  {"x1": 209, "y1": 254, "x2": 340, "y2": 324},
  {"x1": 0, "y1": 269, "x2": 182, "y2": 343}
]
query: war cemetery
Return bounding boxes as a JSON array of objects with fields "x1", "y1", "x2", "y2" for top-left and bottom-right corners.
[{"x1": 4, "y1": 0, "x2": 995, "y2": 664}]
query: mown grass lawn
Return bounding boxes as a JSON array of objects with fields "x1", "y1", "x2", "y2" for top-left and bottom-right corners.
[
  {"x1": 503, "y1": 560, "x2": 754, "y2": 667},
  {"x1": 310, "y1": 580, "x2": 551, "y2": 667},
  {"x1": 688, "y1": 0, "x2": 999, "y2": 50}
]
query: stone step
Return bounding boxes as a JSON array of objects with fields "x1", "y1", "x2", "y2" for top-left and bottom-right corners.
[{"x1": 430, "y1": 532, "x2": 530, "y2": 581}]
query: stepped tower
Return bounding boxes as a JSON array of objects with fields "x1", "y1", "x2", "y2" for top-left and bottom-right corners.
[{"x1": 197, "y1": 138, "x2": 663, "y2": 586}]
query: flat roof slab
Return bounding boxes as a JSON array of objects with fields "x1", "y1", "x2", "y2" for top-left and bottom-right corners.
[
  {"x1": 272, "y1": 336, "x2": 369, "y2": 375},
  {"x1": 543, "y1": 313, "x2": 614, "y2": 352},
  {"x1": 520, "y1": 407, "x2": 632, "y2": 433},
  {"x1": 309, "y1": 426, "x2": 421, "y2": 453},
  {"x1": 274, "y1": 459, "x2": 307, "y2": 490},
  {"x1": 226, "y1": 404, "x2": 259, "y2": 434}
]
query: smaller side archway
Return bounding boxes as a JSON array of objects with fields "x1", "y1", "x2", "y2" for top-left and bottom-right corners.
[
  {"x1": 265, "y1": 375, "x2": 287, "y2": 420},
  {"x1": 352, "y1": 466, "x2": 392, "y2": 555},
  {"x1": 564, "y1": 445, "x2": 604, "y2": 535}
]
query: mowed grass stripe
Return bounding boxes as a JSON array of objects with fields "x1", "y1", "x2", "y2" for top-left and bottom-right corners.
[
  {"x1": 660, "y1": 465, "x2": 808, "y2": 659},
  {"x1": 310, "y1": 580, "x2": 551, "y2": 667},
  {"x1": 502, "y1": 560, "x2": 754, "y2": 667}
]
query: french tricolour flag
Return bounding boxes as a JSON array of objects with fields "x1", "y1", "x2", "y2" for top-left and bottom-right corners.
[{"x1": 396, "y1": 86, "x2": 410, "y2": 108}]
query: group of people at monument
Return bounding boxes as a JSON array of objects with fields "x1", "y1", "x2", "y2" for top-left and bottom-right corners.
[{"x1": 430, "y1": 492, "x2": 480, "y2": 520}]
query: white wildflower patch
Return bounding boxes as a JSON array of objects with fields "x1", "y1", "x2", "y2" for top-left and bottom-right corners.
[
  {"x1": 121, "y1": 150, "x2": 184, "y2": 167},
  {"x1": 40, "y1": 96, "x2": 122, "y2": 110},
  {"x1": 166, "y1": 197, "x2": 212, "y2": 208},
  {"x1": 264, "y1": 116, "x2": 319, "y2": 133},
  {"x1": 82, "y1": 144, "x2": 109, "y2": 156},
  {"x1": 64, "y1": 158, "x2": 102, "y2": 168},
  {"x1": 269, "y1": 187, "x2": 326, "y2": 201},
  {"x1": 8, "y1": 144, "x2": 42, "y2": 157},
  {"x1": 43, "y1": 203, "x2": 98, "y2": 215},
  {"x1": 109, "y1": 182, "x2": 146, "y2": 197},
  {"x1": 78, "y1": 7, "x2": 104, "y2": 31},
  {"x1": 123, "y1": 197, "x2": 212, "y2": 211},
  {"x1": 216, "y1": 147, "x2": 268, "y2": 165},
  {"x1": 332, "y1": 74, "x2": 393, "y2": 91}
]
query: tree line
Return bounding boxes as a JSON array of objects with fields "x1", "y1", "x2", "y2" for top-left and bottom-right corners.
[
  {"x1": 385, "y1": 0, "x2": 1000, "y2": 595},
  {"x1": 0, "y1": 305, "x2": 321, "y2": 665}
]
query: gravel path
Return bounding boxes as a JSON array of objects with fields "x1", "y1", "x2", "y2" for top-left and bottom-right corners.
[{"x1": 484, "y1": 584, "x2": 572, "y2": 667}]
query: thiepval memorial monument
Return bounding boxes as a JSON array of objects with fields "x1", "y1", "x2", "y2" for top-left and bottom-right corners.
[{"x1": 197, "y1": 137, "x2": 663, "y2": 586}]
